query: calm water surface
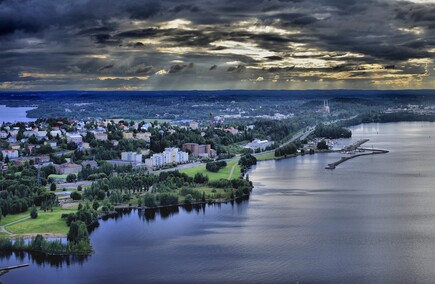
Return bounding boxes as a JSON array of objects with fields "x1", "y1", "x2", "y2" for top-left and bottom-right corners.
[
  {"x1": 0, "y1": 105, "x2": 35, "y2": 123},
  {"x1": 1, "y1": 122, "x2": 435, "y2": 283}
]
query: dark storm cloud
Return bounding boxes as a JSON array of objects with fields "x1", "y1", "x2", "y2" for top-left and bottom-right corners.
[
  {"x1": 98, "y1": 64, "x2": 114, "y2": 72},
  {"x1": 168, "y1": 63, "x2": 194, "y2": 74},
  {"x1": 0, "y1": 0, "x2": 433, "y2": 90}
]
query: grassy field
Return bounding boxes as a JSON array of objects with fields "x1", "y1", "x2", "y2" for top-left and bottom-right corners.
[
  {"x1": 180, "y1": 160, "x2": 241, "y2": 181},
  {"x1": 4, "y1": 208, "x2": 74, "y2": 236},
  {"x1": 255, "y1": 152, "x2": 276, "y2": 161},
  {"x1": 0, "y1": 211, "x2": 29, "y2": 226},
  {"x1": 48, "y1": 174, "x2": 69, "y2": 179}
]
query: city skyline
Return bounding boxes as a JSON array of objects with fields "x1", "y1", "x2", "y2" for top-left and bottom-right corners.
[{"x1": 0, "y1": 0, "x2": 434, "y2": 91}]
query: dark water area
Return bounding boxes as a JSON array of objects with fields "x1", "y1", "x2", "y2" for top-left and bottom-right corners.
[
  {"x1": 0, "y1": 105, "x2": 35, "y2": 123},
  {"x1": 1, "y1": 122, "x2": 435, "y2": 283}
]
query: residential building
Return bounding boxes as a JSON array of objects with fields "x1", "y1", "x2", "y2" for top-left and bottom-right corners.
[
  {"x1": 81, "y1": 160, "x2": 98, "y2": 168},
  {"x1": 136, "y1": 132, "x2": 151, "y2": 142},
  {"x1": 123, "y1": 132, "x2": 134, "y2": 139},
  {"x1": 44, "y1": 141, "x2": 58, "y2": 149},
  {"x1": 54, "y1": 163, "x2": 82, "y2": 175},
  {"x1": 66, "y1": 133, "x2": 83, "y2": 144},
  {"x1": 189, "y1": 121, "x2": 199, "y2": 130},
  {"x1": 94, "y1": 132, "x2": 108, "y2": 141},
  {"x1": 224, "y1": 127, "x2": 239, "y2": 135},
  {"x1": 1, "y1": 149, "x2": 19, "y2": 159},
  {"x1": 121, "y1": 151, "x2": 143, "y2": 163},
  {"x1": 182, "y1": 143, "x2": 216, "y2": 157}
]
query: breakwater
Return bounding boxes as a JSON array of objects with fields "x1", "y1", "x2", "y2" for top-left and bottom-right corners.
[{"x1": 325, "y1": 139, "x2": 389, "y2": 169}]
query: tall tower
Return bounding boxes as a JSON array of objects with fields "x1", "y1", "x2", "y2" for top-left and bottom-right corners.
[{"x1": 209, "y1": 112, "x2": 214, "y2": 129}]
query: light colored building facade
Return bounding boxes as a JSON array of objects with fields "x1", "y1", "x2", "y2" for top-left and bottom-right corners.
[
  {"x1": 66, "y1": 133, "x2": 83, "y2": 144},
  {"x1": 94, "y1": 132, "x2": 108, "y2": 141},
  {"x1": 1, "y1": 149, "x2": 19, "y2": 159},
  {"x1": 121, "y1": 152, "x2": 143, "y2": 163}
]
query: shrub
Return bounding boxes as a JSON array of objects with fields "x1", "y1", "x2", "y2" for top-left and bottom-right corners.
[{"x1": 70, "y1": 191, "x2": 82, "y2": 200}]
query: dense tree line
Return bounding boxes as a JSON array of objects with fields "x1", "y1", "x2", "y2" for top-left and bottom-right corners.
[
  {"x1": 274, "y1": 143, "x2": 298, "y2": 157},
  {"x1": 314, "y1": 123, "x2": 352, "y2": 139}
]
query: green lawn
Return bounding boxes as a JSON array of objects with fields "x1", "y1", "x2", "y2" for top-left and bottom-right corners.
[
  {"x1": 5, "y1": 208, "x2": 74, "y2": 235},
  {"x1": 0, "y1": 211, "x2": 29, "y2": 226},
  {"x1": 255, "y1": 152, "x2": 276, "y2": 161},
  {"x1": 180, "y1": 160, "x2": 241, "y2": 181},
  {"x1": 48, "y1": 174, "x2": 68, "y2": 179}
]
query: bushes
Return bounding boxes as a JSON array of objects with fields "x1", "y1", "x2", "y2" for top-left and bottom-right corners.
[
  {"x1": 158, "y1": 193, "x2": 178, "y2": 206},
  {"x1": 193, "y1": 172, "x2": 208, "y2": 184},
  {"x1": 30, "y1": 205, "x2": 38, "y2": 219},
  {"x1": 70, "y1": 191, "x2": 82, "y2": 200},
  {"x1": 206, "y1": 161, "x2": 227, "y2": 172},
  {"x1": 86, "y1": 173, "x2": 107, "y2": 181},
  {"x1": 144, "y1": 194, "x2": 156, "y2": 207},
  {"x1": 317, "y1": 140, "x2": 328, "y2": 150},
  {"x1": 66, "y1": 174, "x2": 77, "y2": 183}
]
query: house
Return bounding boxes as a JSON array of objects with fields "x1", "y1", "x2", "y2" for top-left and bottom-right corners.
[
  {"x1": 136, "y1": 132, "x2": 151, "y2": 142},
  {"x1": 9, "y1": 142, "x2": 21, "y2": 150},
  {"x1": 94, "y1": 132, "x2": 108, "y2": 141},
  {"x1": 81, "y1": 142, "x2": 91, "y2": 149},
  {"x1": 66, "y1": 133, "x2": 83, "y2": 144},
  {"x1": 44, "y1": 141, "x2": 58, "y2": 149},
  {"x1": 224, "y1": 127, "x2": 239, "y2": 135},
  {"x1": 50, "y1": 130, "x2": 63, "y2": 137},
  {"x1": 189, "y1": 121, "x2": 199, "y2": 130},
  {"x1": 1, "y1": 149, "x2": 19, "y2": 159},
  {"x1": 123, "y1": 132, "x2": 134, "y2": 139},
  {"x1": 81, "y1": 160, "x2": 98, "y2": 168},
  {"x1": 54, "y1": 163, "x2": 82, "y2": 175}
]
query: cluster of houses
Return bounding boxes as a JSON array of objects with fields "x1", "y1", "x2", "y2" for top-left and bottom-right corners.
[{"x1": 0, "y1": 117, "x2": 253, "y2": 175}]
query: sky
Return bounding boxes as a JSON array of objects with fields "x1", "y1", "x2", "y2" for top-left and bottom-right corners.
[{"x1": 0, "y1": 0, "x2": 434, "y2": 91}]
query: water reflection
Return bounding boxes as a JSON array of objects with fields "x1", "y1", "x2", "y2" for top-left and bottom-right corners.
[{"x1": 0, "y1": 251, "x2": 88, "y2": 268}]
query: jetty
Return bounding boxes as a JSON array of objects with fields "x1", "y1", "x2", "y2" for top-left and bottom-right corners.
[
  {"x1": 325, "y1": 139, "x2": 389, "y2": 169},
  {"x1": 0, "y1": 264, "x2": 29, "y2": 276}
]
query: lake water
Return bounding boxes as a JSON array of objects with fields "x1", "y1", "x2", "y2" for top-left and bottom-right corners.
[
  {"x1": 1, "y1": 121, "x2": 435, "y2": 283},
  {"x1": 0, "y1": 105, "x2": 35, "y2": 123}
]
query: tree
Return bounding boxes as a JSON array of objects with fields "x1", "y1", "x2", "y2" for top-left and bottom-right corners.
[
  {"x1": 66, "y1": 174, "x2": 77, "y2": 183},
  {"x1": 317, "y1": 140, "x2": 328, "y2": 150},
  {"x1": 77, "y1": 185, "x2": 83, "y2": 191},
  {"x1": 50, "y1": 182, "x2": 57, "y2": 191},
  {"x1": 144, "y1": 194, "x2": 156, "y2": 207},
  {"x1": 30, "y1": 205, "x2": 38, "y2": 219},
  {"x1": 4, "y1": 156, "x2": 9, "y2": 164},
  {"x1": 70, "y1": 191, "x2": 82, "y2": 200},
  {"x1": 184, "y1": 194, "x2": 193, "y2": 204},
  {"x1": 67, "y1": 221, "x2": 89, "y2": 244},
  {"x1": 92, "y1": 201, "x2": 99, "y2": 210}
]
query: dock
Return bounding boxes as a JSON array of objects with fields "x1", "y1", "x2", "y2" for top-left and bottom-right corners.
[
  {"x1": 0, "y1": 264, "x2": 30, "y2": 276},
  {"x1": 325, "y1": 139, "x2": 389, "y2": 169}
]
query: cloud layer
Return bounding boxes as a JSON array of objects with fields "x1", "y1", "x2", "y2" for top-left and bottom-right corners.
[{"x1": 0, "y1": 0, "x2": 434, "y2": 90}]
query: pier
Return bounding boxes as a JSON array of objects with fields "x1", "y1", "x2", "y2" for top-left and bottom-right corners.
[{"x1": 325, "y1": 139, "x2": 389, "y2": 169}]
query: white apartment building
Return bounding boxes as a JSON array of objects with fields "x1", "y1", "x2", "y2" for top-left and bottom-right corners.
[{"x1": 121, "y1": 152, "x2": 143, "y2": 163}]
